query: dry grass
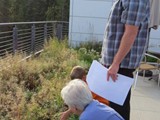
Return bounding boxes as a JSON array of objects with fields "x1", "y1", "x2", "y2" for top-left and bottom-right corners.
[{"x1": 0, "y1": 38, "x2": 100, "y2": 120}]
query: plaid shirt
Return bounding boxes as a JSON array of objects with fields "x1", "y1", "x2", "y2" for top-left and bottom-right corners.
[{"x1": 101, "y1": 0, "x2": 150, "y2": 69}]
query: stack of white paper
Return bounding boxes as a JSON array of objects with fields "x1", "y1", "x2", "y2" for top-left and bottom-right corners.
[{"x1": 86, "y1": 60, "x2": 134, "y2": 106}]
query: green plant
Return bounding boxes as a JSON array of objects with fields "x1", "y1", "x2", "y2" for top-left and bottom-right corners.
[
  {"x1": 146, "y1": 56, "x2": 157, "y2": 62},
  {"x1": 0, "y1": 38, "x2": 100, "y2": 119},
  {"x1": 77, "y1": 47, "x2": 100, "y2": 66},
  {"x1": 77, "y1": 41, "x2": 102, "y2": 53}
]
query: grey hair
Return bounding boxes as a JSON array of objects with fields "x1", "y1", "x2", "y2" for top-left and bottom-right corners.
[{"x1": 61, "y1": 79, "x2": 92, "y2": 111}]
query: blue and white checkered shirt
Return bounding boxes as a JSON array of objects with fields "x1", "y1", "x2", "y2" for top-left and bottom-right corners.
[{"x1": 101, "y1": 0, "x2": 150, "y2": 69}]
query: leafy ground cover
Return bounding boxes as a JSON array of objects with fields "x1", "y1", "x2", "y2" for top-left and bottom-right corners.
[{"x1": 0, "y1": 38, "x2": 101, "y2": 120}]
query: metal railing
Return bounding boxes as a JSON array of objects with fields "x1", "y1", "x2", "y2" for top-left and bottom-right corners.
[{"x1": 0, "y1": 21, "x2": 69, "y2": 57}]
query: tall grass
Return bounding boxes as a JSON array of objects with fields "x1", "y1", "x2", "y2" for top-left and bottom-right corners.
[{"x1": 0, "y1": 38, "x2": 101, "y2": 120}]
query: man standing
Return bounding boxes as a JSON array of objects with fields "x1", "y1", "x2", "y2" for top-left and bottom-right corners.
[{"x1": 100, "y1": 0, "x2": 150, "y2": 120}]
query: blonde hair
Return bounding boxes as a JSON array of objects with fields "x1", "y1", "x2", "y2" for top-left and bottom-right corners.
[
  {"x1": 70, "y1": 66, "x2": 86, "y2": 80},
  {"x1": 61, "y1": 79, "x2": 92, "y2": 110}
]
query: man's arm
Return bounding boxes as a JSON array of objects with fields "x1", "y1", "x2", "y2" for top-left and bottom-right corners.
[{"x1": 107, "y1": 24, "x2": 139, "y2": 81}]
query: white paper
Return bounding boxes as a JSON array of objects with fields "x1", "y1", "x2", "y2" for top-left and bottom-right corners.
[{"x1": 86, "y1": 60, "x2": 134, "y2": 106}]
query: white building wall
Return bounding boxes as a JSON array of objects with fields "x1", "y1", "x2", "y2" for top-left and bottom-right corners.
[{"x1": 69, "y1": 0, "x2": 160, "y2": 47}]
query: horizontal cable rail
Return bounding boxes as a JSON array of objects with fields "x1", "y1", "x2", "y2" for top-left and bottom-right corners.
[{"x1": 0, "y1": 21, "x2": 69, "y2": 58}]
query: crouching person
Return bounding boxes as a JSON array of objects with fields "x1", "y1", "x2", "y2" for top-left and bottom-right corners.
[{"x1": 61, "y1": 79, "x2": 124, "y2": 120}]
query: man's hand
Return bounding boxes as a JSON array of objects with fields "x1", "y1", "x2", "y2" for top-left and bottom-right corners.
[{"x1": 107, "y1": 63, "x2": 119, "y2": 82}]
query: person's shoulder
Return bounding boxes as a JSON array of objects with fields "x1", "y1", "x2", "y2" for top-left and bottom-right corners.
[
  {"x1": 92, "y1": 93, "x2": 110, "y2": 106},
  {"x1": 80, "y1": 100, "x2": 123, "y2": 120},
  {"x1": 80, "y1": 100, "x2": 100, "y2": 118},
  {"x1": 108, "y1": 113, "x2": 124, "y2": 120}
]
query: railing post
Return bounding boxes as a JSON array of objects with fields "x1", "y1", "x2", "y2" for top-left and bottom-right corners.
[
  {"x1": 56, "y1": 24, "x2": 63, "y2": 40},
  {"x1": 52, "y1": 23, "x2": 56, "y2": 37},
  {"x1": 44, "y1": 23, "x2": 47, "y2": 41},
  {"x1": 13, "y1": 25, "x2": 18, "y2": 54},
  {"x1": 31, "y1": 24, "x2": 35, "y2": 53}
]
